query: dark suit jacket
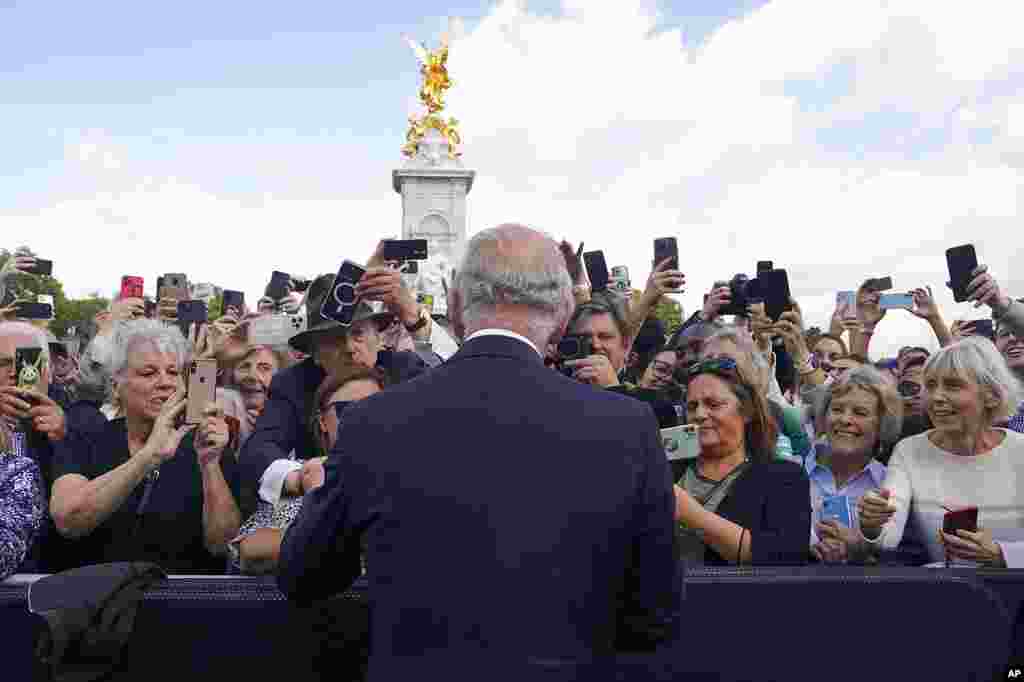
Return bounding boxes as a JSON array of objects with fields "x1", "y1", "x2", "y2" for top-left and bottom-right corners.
[
  {"x1": 703, "y1": 459, "x2": 811, "y2": 566},
  {"x1": 278, "y1": 334, "x2": 682, "y2": 679},
  {"x1": 238, "y1": 350, "x2": 426, "y2": 517}
]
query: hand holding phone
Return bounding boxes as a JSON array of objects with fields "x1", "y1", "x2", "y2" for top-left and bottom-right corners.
[
  {"x1": 321, "y1": 261, "x2": 367, "y2": 325},
  {"x1": 121, "y1": 276, "x2": 144, "y2": 300},
  {"x1": 942, "y1": 506, "x2": 979, "y2": 534},
  {"x1": 583, "y1": 251, "x2": 609, "y2": 293},
  {"x1": 946, "y1": 244, "x2": 978, "y2": 303},
  {"x1": 23, "y1": 258, "x2": 53, "y2": 277},
  {"x1": 821, "y1": 495, "x2": 853, "y2": 528},
  {"x1": 878, "y1": 293, "x2": 914, "y2": 310}
]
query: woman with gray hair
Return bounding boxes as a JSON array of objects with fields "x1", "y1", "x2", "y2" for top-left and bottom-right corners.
[
  {"x1": 859, "y1": 337, "x2": 1024, "y2": 567},
  {"x1": 805, "y1": 365, "x2": 903, "y2": 563},
  {"x1": 49, "y1": 319, "x2": 241, "y2": 573}
]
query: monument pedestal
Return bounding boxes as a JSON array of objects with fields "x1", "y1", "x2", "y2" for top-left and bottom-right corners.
[{"x1": 393, "y1": 127, "x2": 475, "y2": 316}]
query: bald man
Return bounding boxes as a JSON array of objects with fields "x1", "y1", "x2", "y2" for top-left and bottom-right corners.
[{"x1": 279, "y1": 224, "x2": 682, "y2": 680}]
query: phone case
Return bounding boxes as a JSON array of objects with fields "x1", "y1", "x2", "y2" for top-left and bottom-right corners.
[
  {"x1": 946, "y1": 245, "x2": 978, "y2": 303},
  {"x1": 942, "y1": 506, "x2": 978, "y2": 534},
  {"x1": 381, "y1": 239, "x2": 428, "y2": 261},
  {"x1": 15, "y1": 347, "x2": 44, "y2": 390},
  {"x1": 321, "y1": 261, "x2": 367, "y2": 325},
  {"x1": 653, "y1": 238, "x2": 678, "y2": 269},
  {"x1": 121, "y1": 276, "x2": 144, "y2": 300},
  {"x1": 660, "y1": 425, "x2": 699, "y2": 461},
  {"x1": 222, "y1": 290, "x2": 245, "y2": 313},
  {"x1": 821, "y1": 495, "x2": 853, "y2": 528},
  {"x1": 186, "y1": 359, "x2": 218, "y2": 424},
  {"x1": 583, "y1": 251, "x2": 609, "y2": 292},
  {"x1": 760, "y1": 269, "x2": 791, "y2": 320}
]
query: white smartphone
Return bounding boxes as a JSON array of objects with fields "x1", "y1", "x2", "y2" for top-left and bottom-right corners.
[{"x1": 661, "y1": 424, "x2": 699, "y2": 461}]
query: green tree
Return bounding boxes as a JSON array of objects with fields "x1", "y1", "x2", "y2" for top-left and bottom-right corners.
[{"x1": 652, "y1": 296, "x2": 684, "y2": 336}]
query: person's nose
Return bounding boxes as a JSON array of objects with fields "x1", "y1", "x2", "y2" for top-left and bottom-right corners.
[{"x1": 156, "y1": 370, "x2": 177, "y2": 390}]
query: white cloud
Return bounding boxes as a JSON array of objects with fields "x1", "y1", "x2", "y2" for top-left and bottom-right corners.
[{"x1": 6, "y1": 0, "x2": 1024, "y2": 360}]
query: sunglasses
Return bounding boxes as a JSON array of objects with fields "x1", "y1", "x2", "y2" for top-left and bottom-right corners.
[
  {"x1": 686, "y1": 357, "x2": 739, "y2": 380},
  {"x1": 897, "y1": 381, "x2": 922, "y2": 398}
]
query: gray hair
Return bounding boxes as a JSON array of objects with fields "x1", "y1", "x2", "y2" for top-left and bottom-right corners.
[
  {"x1": 0, "y1": 321, "x2": 51, "y2": 367},
  {"x1": 77, "y1": 332, "x2": 115, "y2": 403},
  {"x1": 567, "y1": 293, "x2": 633, "y2": 345},
  {"x1": 816, "y1": 365, "x2": 904, "y2": 451},
  {"x1": 453, "y1": 224, "x2": 574, "y2": 343},
  {"x1": 110, "y1": 319, "x2": 191, "y2": 380},
  {"x1": 924, "y1": 336, "x2": 1024, "y2": 421}
]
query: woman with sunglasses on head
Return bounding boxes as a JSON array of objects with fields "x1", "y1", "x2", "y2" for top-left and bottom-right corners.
[
  {"x1": 230, "y1": 367, "x2": 385, "y2": 575},
  {"x1": 673, "y1": 357, "x2": 811, "y2": 566}
]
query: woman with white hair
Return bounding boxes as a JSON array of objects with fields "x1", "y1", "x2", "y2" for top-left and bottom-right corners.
[
  {"x1": 49, "y1": 320, "x2": 241, "y2": 573},
  {"x1": 859, "y1": 337, "x2": 1024, "y2": 567}
]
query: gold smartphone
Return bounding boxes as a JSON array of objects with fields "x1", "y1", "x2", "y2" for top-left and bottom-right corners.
[{"x1": 185, "y1": 359, "x2": 217, "y2": 424}]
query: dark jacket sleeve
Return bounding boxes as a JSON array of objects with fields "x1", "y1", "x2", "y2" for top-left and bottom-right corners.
[
  {"x1": 615, "y1": 404, "x2": 683, "y2": 651},
  {"x1": 277, "y1": 403, "x2": 370, "y2": 605},
  {"x1": 237, "y1": 368, "x2": 307, "y2": 518},
  {"x1": 749, "y1": 462, "x2": 811, "y2": 566}
]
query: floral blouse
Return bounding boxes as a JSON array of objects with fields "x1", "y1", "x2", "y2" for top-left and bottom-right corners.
[
  {"x1": 0, "y1": 450, "x2": 45, "y2": 580},
  {"x1": 227, "y1": 497, "x2": 305, "y2": 574}
]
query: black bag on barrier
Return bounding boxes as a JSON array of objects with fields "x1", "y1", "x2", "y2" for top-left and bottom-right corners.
[{"x1": 29, "y1": 562, "x2": 167, "y2": 682}]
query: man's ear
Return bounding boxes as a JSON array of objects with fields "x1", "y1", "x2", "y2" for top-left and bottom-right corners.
[{"x1": 448, "y1": 289, "x2": 466, "y2": 341}]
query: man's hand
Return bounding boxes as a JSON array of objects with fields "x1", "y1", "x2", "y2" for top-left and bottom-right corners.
[
  {"x1": 964, "y1": 265, "x2": 1012, "y2": 313},
  {"x1": 196, "y1": 406, "x2": 230, "y2": 468},
  {"x1": 857, "y1": 281, "x2": 886, "y2": 329},
  {"x1": 773, "y1": 301, "x2": 810, "y2": 364},
  {"x1": 702, "y1": 285, "x2": 731, "y2": 322},
  {"x1": 28, "y1": 392, "x2": 66, "y2": 442},
  {"x1": 641, "y1": 257, "x2": 685, "y2": 304},
  {"x1": 356, "y1": 267, "x2": 418, "y2": 326},
  {"x1": 563, "y1": 354, "x2": 619, "y2": 388},
  {"x1": 908, "y1": 286, "x2": 939, "y2": 321},
  {"x1": 0, "y1": 386, "x2": 36, "y2": 422},
  {"x1": 939, "y1": 527, "x2": 1006, "y2": 567},
  {"x1": 857, "y1": 489, "x2": 896, "y2": 538}
]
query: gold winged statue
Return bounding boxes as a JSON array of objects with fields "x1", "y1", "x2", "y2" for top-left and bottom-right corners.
[{"x1": 402, "y1": 34, "x2": 462, "y2": 160}]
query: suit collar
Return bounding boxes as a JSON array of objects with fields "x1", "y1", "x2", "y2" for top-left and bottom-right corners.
[{"x1": 450, "y1": 333, "x2": 545, "y2": 367}]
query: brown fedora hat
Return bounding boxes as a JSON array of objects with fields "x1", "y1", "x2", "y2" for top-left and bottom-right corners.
[{"x1": 289, "y1": 273, "x2": 396, "y2": 354}]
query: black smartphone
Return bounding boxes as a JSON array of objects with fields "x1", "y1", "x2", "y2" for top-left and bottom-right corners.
[
  {"x1": 144, "y1": 298, "x2": 157, "y2": 319},
  {"x1": 946, "y1": 244, "x2": 978, "y2": 303},
  {"x1": 583, "y1": 250, "x2": 610, "y2": 293},
  {"x1": 653, "y1": 237, "x2": 678, "y2": 270},
  {"x1": 866, "y1": 276, "x2": 893, "y2": 292},
  {"x1": 402, "y1": 261, "x2": 419, "y2": 275},
  {"x1": 266, "y1": 271, "x2": 291, "y2": 301},
  {"x1": 321, "y1": 261, "x2": 367, "y2": 325},
  {"x1": 25, "y1": 259, "x2": 53, "y2": 277},
  {"x1": 160, "y1": 273, "x2": 189, "y2": 302},
  {"x1": 759, "y1": 269, "x2": 792, "y2": 321},
  {"x1": 176, "y1": 300, "x2": 208, "y2": 325},
  {"x1": 970, "y1": 319, "x2": 994, "y2": 340},
  {"x1": 14, "y1": 302, "x2": 52, "y2": 320},
  {"x1": 942, "y1": 507, "x2": 978, "y2": 534},
  {"x1": 222, "y1": 290, "x2": 245, "y2": 314},
  {"x1": 381, "y1": 239, "x2": 428, "y2": 262},
  {"x1": 756, "y1": 260, "x2": 774, "y2": 274}
]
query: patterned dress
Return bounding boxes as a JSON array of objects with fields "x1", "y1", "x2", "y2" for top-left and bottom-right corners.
[
  {"x1": 0, "y1": 449, "x2": 45, "y2": 580},
  {"x1": 227, "y1": 497, "x2": 305, "y2": 574}
]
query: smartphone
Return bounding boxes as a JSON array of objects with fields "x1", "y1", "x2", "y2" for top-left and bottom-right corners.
[
  {"x1": 15, "y1": 347, "x2": 44, "y2": 391},
  {"x1": 266, "y1": 271, "x2": 292, "y2": 301},
  {"x1": 321, "y1": 261, "x2": 367, "y2": 325},
  {"x1": 248, "y1": 314, "x2": 304, "y2": 346},
  {"x1": 653, "y1": 237, "x2": 678, "y2": 270},
  {"x1": 942, "y1": 506, "x2": 978, "y2": 534},
  {"x1": 583, "y1": 250, "x2": 609, "y2": 293},
  {"x1": 759, "y1": 268, "x2": 791, "y2": 321},
  {"x1": 222, "y1": 290, "x2": 245, "y2": 314},
  {"x1": 381, "y1": 239, "x2": 428, "y2": 262},
  {"x1": 14, "y1": 302, "x2": 52, "y2": 320},
  {"x1": 946, "y1": 244, "x2": 978, "y2": 303},
  {"x1": 968, "y1": 319, "x2": 994, "y2": 340},
  {"x1": 661, "y1": 424, "x2": 699, "y2": 461},
  {"x1": 24, "y1": 258, "x2": 53, "y2": 277},
  {"x1": 821, "y1": 495, "x2": 853, "y2": 528},
  {"x1": 176, "y1": 300, "x2": 208, "y2": 325},
  {"x1": 836, "y1": 291, "x2": 857, "y2": 320},
  {"x1": 185, "y1": 359, "x2": 218, "y2": 425},
  {"x1": 879, "y1": 293, "x2": 914, "y2": 310},
  {"x1": 866, "y1": 276, "x2": 893, "y2": 292},
  {"x1": 144, "y1": 298, "x2": 157, "y2": 319},
  {"x1": 417, "y1": 293, "x2": 435, "y2": 313},
  {"x1": 120, "y1": 276, "x2": 144, "y2": 300},
  {"x1": 756, "y1": 260, "x2": 774, "y2": 274},
  {"x1": 159, "y1": 273, "x2": 189, "y2": 302},
  {"x1": 557, "y1": 334, "x2": 592, "y2": 362},
  {"x1": 401, "y1": 260, "x2": 419, "y2": 275}
]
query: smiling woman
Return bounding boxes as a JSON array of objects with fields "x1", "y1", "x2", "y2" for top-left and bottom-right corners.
[
  {"x1": 859, "y1": 338, "x2": 1024, "y2": 567},
  {"x1": 47, "y1": 320, "x2": 241, "y2": 573}
]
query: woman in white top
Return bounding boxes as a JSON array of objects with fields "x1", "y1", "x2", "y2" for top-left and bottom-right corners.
[{"x1": 859, "y1": 337, "x2": 1024, "y2": 567}]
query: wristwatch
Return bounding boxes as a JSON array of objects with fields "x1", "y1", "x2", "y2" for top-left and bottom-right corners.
[{"x1": 404, "y1": 307, "x2": 430, "y2": 334}]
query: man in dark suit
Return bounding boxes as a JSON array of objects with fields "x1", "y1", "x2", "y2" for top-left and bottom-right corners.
[
  {"x1": 278, "y1": 224, "x2": 682, "y2": 679},
  {"x1": 238, "y1": 267, "x2": 432, "y2": 518}
]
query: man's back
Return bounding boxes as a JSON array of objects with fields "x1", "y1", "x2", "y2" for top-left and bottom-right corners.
[{"x1": 278, "y1": 334, "x2": 681, "y2": 678}]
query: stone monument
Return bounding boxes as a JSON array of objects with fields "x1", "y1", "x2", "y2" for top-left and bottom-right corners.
[{"x1": 393, "y1": 34, "x2": 474, "y2": 317}]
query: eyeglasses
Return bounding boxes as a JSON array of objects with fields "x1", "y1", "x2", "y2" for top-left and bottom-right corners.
[
  {"x1": 686, "y1": 357, "x2": 739, "y2": 380},
  {"x1": 897, "y1": 381, "x2": 922, "y2": 398}
]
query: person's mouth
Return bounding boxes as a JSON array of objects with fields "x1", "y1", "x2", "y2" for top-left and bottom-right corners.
[
  {"x1": 932, "y1": 407, "x2": 956, "y2": 418},
  {"x1": 150, "y1": 395, "x2": 172, "y2": 408},
  {"x1": 1006, "y1": 345, "x2": 1024, "y2": 359}
]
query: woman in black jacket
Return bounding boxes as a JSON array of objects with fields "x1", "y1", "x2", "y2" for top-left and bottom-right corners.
[{"x1": 673, "y1": 357, "x2": 811, "y2": 565}]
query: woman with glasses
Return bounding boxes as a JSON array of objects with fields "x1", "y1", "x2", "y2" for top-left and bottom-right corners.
[
  {"x1": 859, "y1": 338, "x2": 1024, "y2": 567},
  {"x1": 230, "y1": 367, "x2": 385, "y2": 575},
  {"x1": 673, "y1": 357, "x2": 811, "y2": 565}
]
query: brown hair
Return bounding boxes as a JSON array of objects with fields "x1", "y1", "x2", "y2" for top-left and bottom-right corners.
[
  {"x1": 686, "y1": 361, "x2": 778, "y2": 463},
  {"x1": 310, "y1": 366, "x2": 386, "y2": 452}
]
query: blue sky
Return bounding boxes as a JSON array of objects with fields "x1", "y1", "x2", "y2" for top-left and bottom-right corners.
[{"x1": 1, "y1": 0, "x2": 1021, "y2": 356}]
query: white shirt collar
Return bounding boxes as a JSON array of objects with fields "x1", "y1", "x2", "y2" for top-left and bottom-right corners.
[{"x1": 464, "y1": 328, "x2": 542, "y2": 358}]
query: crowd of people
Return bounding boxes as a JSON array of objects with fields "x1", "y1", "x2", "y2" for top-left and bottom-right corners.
[{"x1": 1, "y1": 228, "x2": 1023, "y2": 668}]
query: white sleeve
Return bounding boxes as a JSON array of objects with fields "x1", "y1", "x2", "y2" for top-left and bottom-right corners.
[
  {"x1": 860, "y1": 443, "x2": 912, "y2": 549},
  {"x1": 995, "y1": 540, "x2": 1024, "y2": 568},
  {"x1": 258, "y1": 458, "x2": 303, "y2": 506},
  {"x1": 426, "y1": 320, "x2": 459, "y2": 360}
]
